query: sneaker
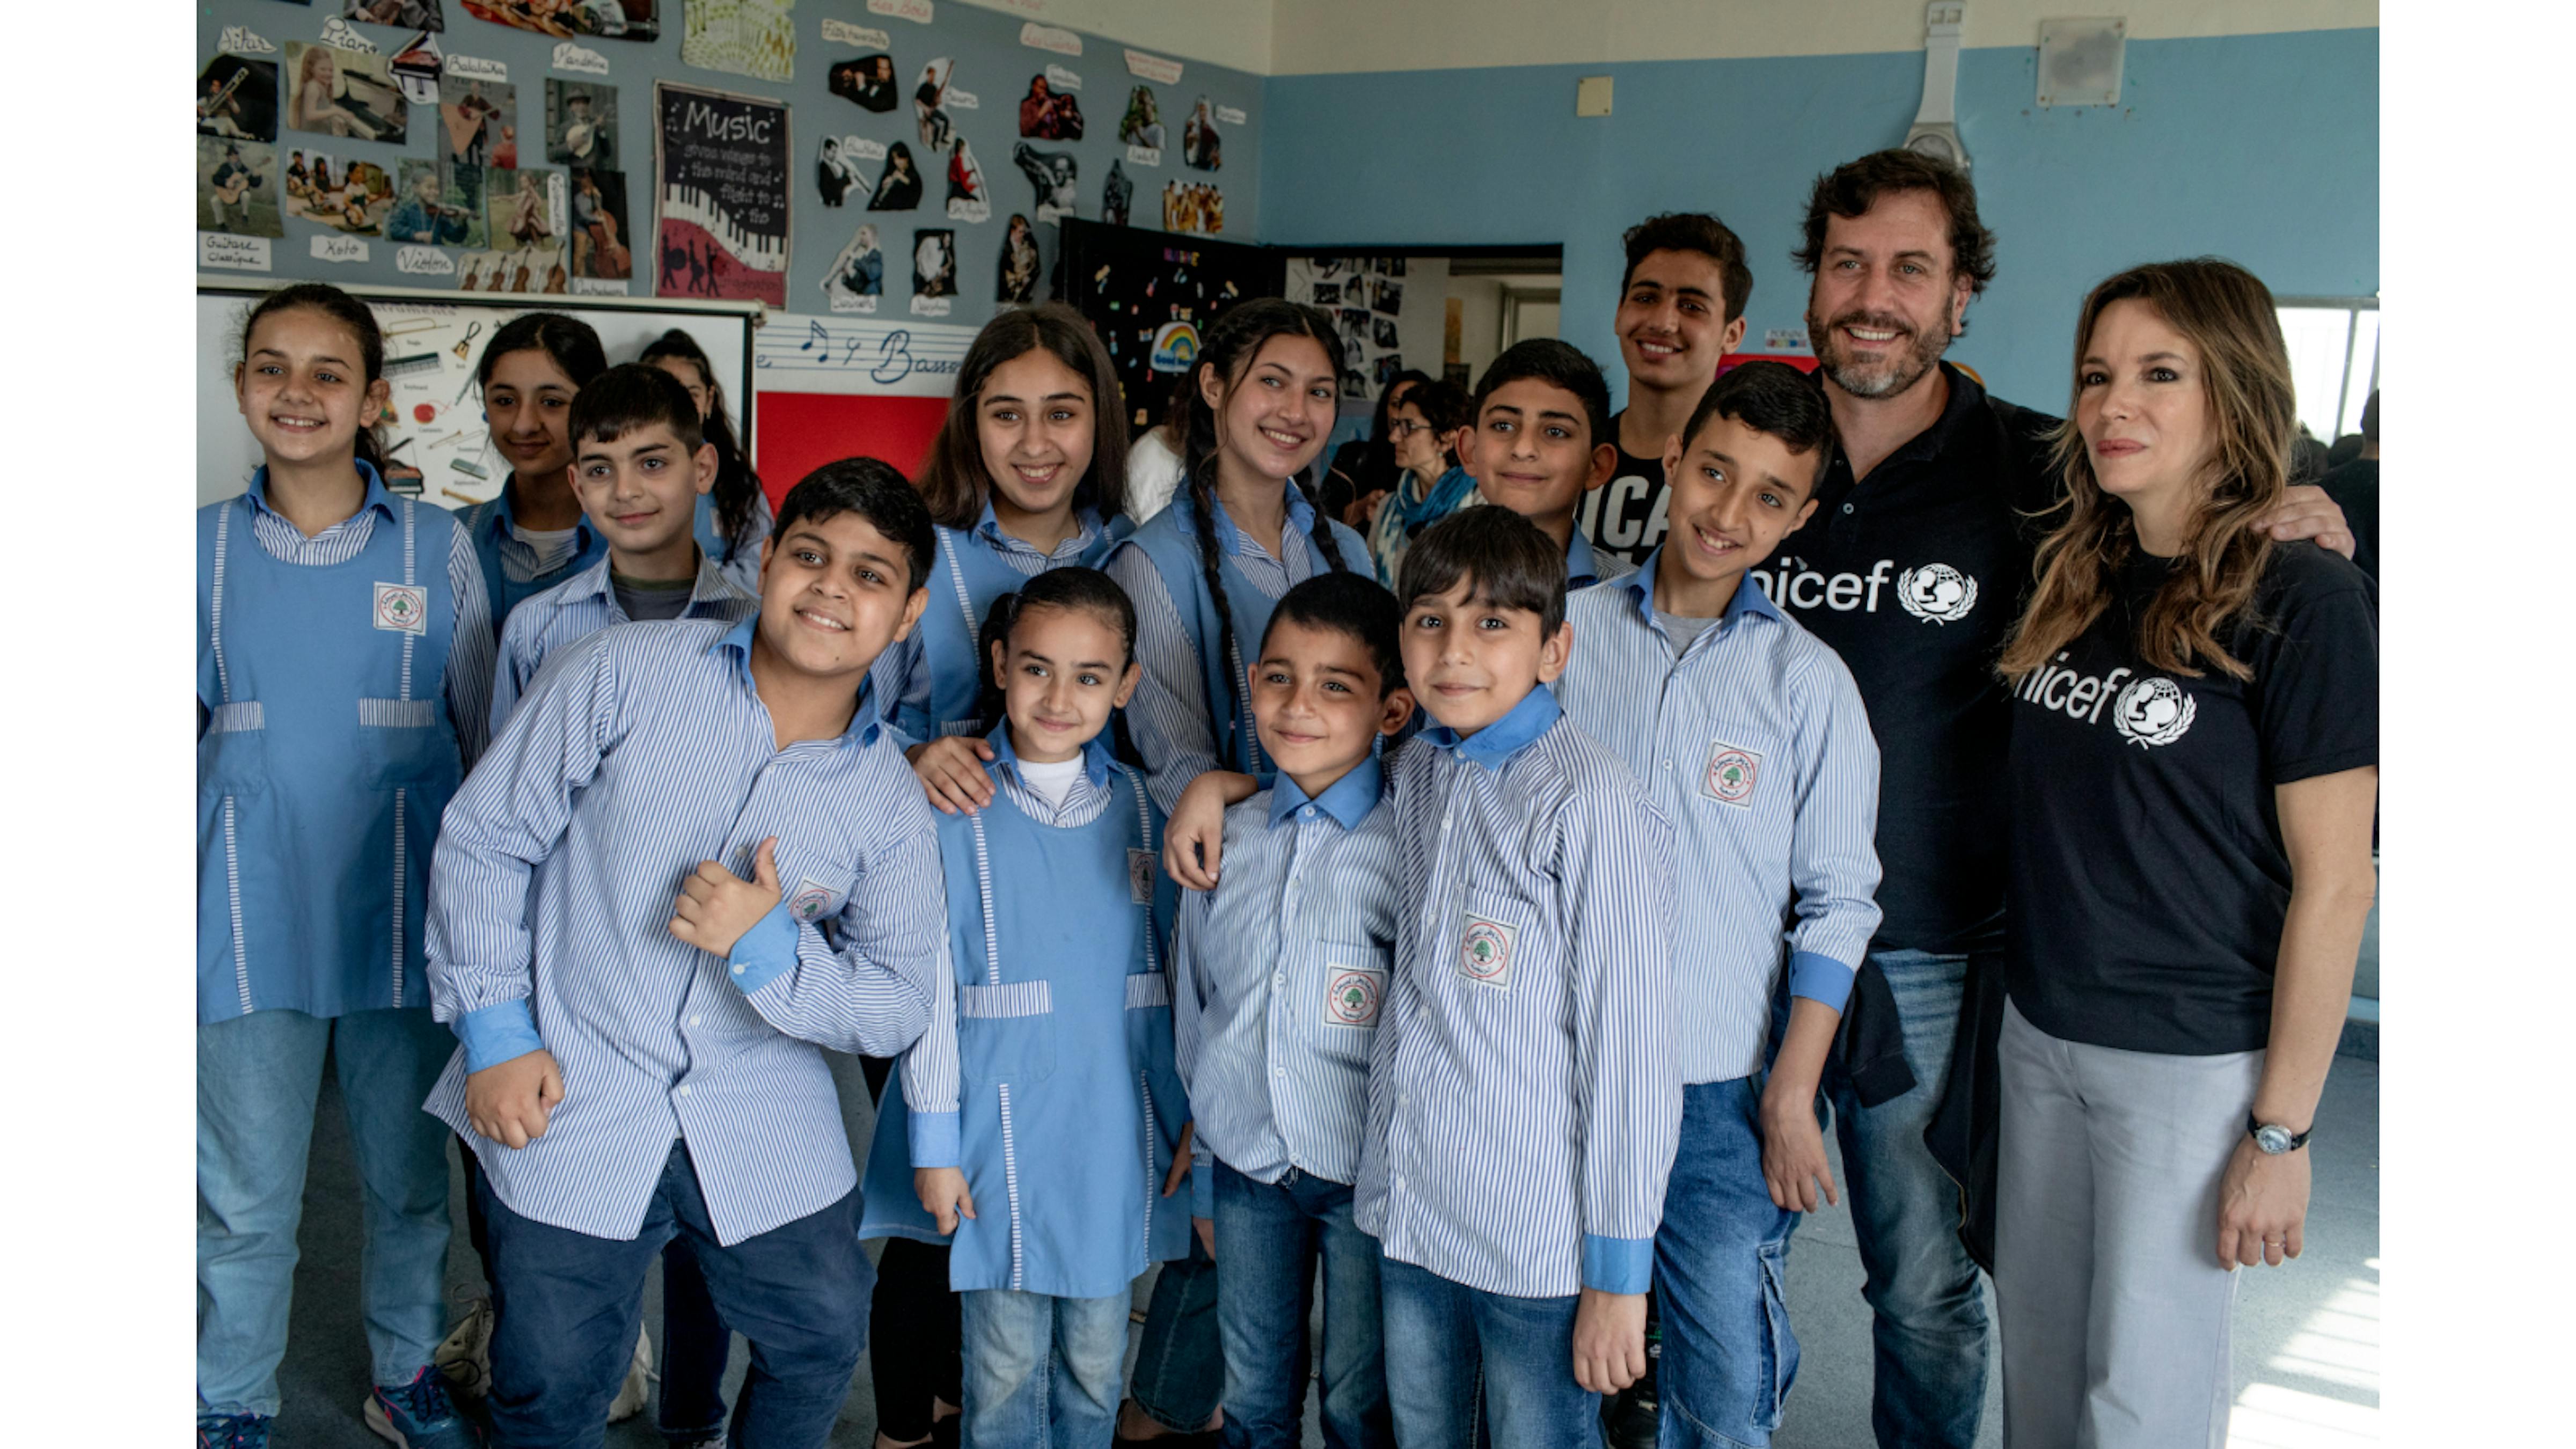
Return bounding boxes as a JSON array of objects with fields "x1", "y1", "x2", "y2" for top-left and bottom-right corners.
[
  {"x1": 433, "y1": 1297, "x2": 495, "y2": 1400},
  {"x1": 1599, "y1": 1363, "x2": 1659, "y2": 1449},
  {"x1": 607, "y1": 1323, "x2": 654, "y2": 1423},
  {"x1": 365, "y1": 1366, "x2": 483, "y2": 1448},
  {"x1": 197, "y1": 1413, "x2": 273, "y2": 1449}
]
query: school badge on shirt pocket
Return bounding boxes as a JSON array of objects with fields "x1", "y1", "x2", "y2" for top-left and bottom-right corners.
[
  {"x1": 1702, "y1": 740, "x2": 1763, "y2": 809},
  {"x1": 1322, "y1": 964, "x2": 1385, "y2": 1027},
  {"x1": 1129, "y1": 848, "x2": 1157, "y2": 905},
  {"x1": 788, "y1": 877, "x2": 836, "y2": 924},
  {"x1": 373, "y1": 581, "x2": 428, "y2": 634},
  {"x1": 1457, "y1": 912, "x2": 1518, "y2": 990}
]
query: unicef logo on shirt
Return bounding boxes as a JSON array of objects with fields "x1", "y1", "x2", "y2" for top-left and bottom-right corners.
[
  {"x1": 1896, "y1": 564, "x2": 1978, "y2": 624},
  {"x1": 2111, "y1": 677, "x2": 2197, "y2": 749}
]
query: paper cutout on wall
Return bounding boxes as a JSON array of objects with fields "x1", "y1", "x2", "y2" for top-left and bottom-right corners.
[
  {"x1": 312, "y1": 233, "x2": 371, "y2": 265},
  {"x1": 1150, "y1": 321, "x2": 1199, "y2": 374},
  {"x1": 1021, "y1": 23, "x2": 1080, "y2": 56},
  {"x1": 654, "y1": 80, "x2": 791, "y2": 305},
  {"x1": 822, "y1": 223, "x2": 884, "y2": 313},
  {"x1": 341, "y1": 2, "x2": 445, "y2": 30},
  {"x1": 200, "y1": 138, "x2": 284, "y2": 239},
  {"x1": 389, "y1": 31, "x2": 444, "y2": 106},
  {"x1": 287, "y1": 42, "x2": 406, "y2": 143},
  {"x1": 684, "y1": 0, "x2": 796, "y2": 84},
  {"x1": 1162, "y1": 180, "x2": 1220, "y2": 236},
  {"x1": 455, "y1": 242, "x2": 569, "y2": 295},
  {"x1": 396, "y1": 244, "x2": 457, "y2": 275},
  {"x1": 284, "y1": 151, "x2": 394, "y2": 235},
  {"x1": 997, "y1": 214, "x2": 1039, "y2": 303},
  {"x1": 438, "y1": 74, "x2": 514, "y2": 167},
  {"x1": 868, "y1": 0, "x2": 932, "y2": 23},
  {"x1": 435, "y1": 161, "x2": 492, "y2": 246},
  {"x1": 544, "y1": 78, "x2": 616, "y2": 166},
  {"x1": 912, "y1": 228, "x2": 956, "y2": 314},
  {"x1": 320, "y1": 19, "x2": 380, "y2": 54},
  {"x1": 1019, "y1": 75, "x2": 1082, "y2": 140},
  {"x1": 389, "y1": 159, "x2": 480, "y2": 245},
  {"x1": 914, "y1": 57, "x2": 957, "y2": 150},
  {"x1": 829, "y1": 52, "x2": 899, "y2": 112},
  {"x1": 1181, "y1": 97, "x2": 1221, "y2": 170},
  {"x1": 866, "y1": 140, "x2": 923, "y2": 210},
  {"x1": 567, "y1": 167, "x2": 633, "y2": 280},
  {"x1": 219, "y1": 27, "x2": 278, "y2": 57},
  {"x1": 1013, "y1": 143, "x2": 1078, "y2": 224},
  {"x1": 552, "y1": 41, "x2": 611, "y2": 76},
  {"x1": 1117, "y1": 86, "x2": 1165, "y2": 150},
  {"x1": 1125, "y1": 49, "x2": 1181, "y2": 84},
  {"x1": 202, "y1": 233, "x2": 274, "y2": 271},
  {"x1": 449, "y1": 53, "x2": 507, "y2": 82},
  {"x1": 485, "y1": 167, "x2": 565, "y2": 251},
  {"x1": 944, "y1": 140, "x2": 991, "y2": 223},
  {"x1": 821, "y1": 19, "x2": 891, "y2": 48},
  {"x1": 1101, "y1": 158, "x2": 1132, "y2": 227},
  {"x1": 463, "y1": 0, "x2": 658, "y2": 43},
  {"x1": 200, "y1": 55, "x2": 280, "y2": 144}
]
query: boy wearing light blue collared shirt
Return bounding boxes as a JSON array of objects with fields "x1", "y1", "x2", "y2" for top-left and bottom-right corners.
[
  {"x1": 1361, "y1": 507, "x2": 1681, "y2": 1448},
  {"x1": 1170, "y1": 572, "x2": 1418, "y2": 1449},
  {"x1": 1556, "y1": 361, "x2": 1883, "y2": 1449},
  {"x1": 423, "y1": 460, "x2": 948, "y2": 1449}
]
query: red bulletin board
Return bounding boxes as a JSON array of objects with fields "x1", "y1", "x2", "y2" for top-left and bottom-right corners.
[
  {"x1": 1717, "y1": 353, "x2": 1820, "y2": 375},
  {"x1": 752, "y1": 392, "x2": 949, "y2": 507}
]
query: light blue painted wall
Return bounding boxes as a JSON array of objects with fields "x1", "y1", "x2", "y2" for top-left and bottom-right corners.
[{"x1": 1257, "y1": 28, "x2": 2378, "y2": 413}]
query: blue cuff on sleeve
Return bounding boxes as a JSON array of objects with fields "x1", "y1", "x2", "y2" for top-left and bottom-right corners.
[
  {"x1": 910, "y1": 1109, "x2": 962, "y2": 1170},
  {"x1": 457, "y1": 1000, "x2": 545, "y2": 1075},
  {"x1": 726, "y1": 901, "x2": 802, "y2": 996},
  {"x1": 1582, "y1": 1234, "x2": 1657, "y2": 1296},
  {"x1": 1190, "y1": 1150, "x2": 1214, "y2": 1221},
  {"x1": 1787, "y1": 950, "x2": 1858, "y2": 1013}
]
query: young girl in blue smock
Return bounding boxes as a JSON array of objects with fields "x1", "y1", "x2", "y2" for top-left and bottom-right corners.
[{"x1": 860, "y1": 567, "x2": 1191, "y2": 1449}]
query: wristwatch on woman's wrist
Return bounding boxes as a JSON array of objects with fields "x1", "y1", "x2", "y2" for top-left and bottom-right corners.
[{"x1": 2247, "y1": 1114, "x2": 2312, "y2": 1154}]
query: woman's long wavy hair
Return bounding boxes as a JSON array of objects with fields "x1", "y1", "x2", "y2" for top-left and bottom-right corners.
[
  {"x1": 1997, "y1": 259, "x2": 2296, "y2": 684},
  {"x1": 916, "y1": 302, "x2": 1130, "y2": 531}
]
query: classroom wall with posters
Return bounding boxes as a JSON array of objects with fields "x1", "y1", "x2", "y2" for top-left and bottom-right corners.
[
  {"x1": 193, "y1": 2, "x2": 1266, "y2": 326},
  {"x1": 1256, "y1": 24, "x2": 2380, "y2": 413}
]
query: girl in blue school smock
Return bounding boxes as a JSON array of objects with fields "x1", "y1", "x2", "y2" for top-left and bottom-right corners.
[
  {"x1": 861, "y1": 567, "x2": 1192, "y2": 1449},
  {"x1": 881, "y1": 302, "x2": 1136, "y2": 817},
  {"x1": 456, "y1": 312, "x2": 611, "y2": 647},
  {"x1": 197, "y1": 283, "x2": 489, "y2": 1449},
  {"x1": 640, "y1": 327, "x2": 774, "y2": 598}
]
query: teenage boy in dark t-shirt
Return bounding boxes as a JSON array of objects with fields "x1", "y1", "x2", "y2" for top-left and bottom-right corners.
[
  {"x1": 1769, "y1": 148, "x2": 2357, "y2": 1449},
  {"x1": 1577, "y1": 213, "x2": 1755, "y2": 570}
]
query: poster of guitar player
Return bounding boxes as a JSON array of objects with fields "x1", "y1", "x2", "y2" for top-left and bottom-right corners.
[
  {"x1": 198, "y1": 138, "x2": 283, "y2": 238},
  {"x1": 653, "y1": 81, "x2": 790, "y2": 305},
  {"x1": 460, "y1": 0, "x2": 658, "y2": 42}
]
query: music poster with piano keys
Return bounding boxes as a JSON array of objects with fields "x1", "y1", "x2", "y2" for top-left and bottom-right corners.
[{"x1": 653, "y1": 80, "x2": 791, "y2": 306}]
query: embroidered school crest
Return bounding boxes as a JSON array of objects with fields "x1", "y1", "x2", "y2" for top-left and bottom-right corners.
[
  {"x1": 372, "y1": 581, "x2": 428, "y2": 633},
  {"x1": 1458, "y1": 913, "x2": 1517, "y2": 988},
  {"x1": 788, "y1": 878, "x2": 836, "y2": 923},
  {"x1": 1129, "y1": 848, "x2": 1157, "y2": 905},
  {"x1": 2111, "y1": 677, "x2": 2197, "y2": 749},
  {"x1": 1322, "y1": 965, "x2": 1385, "y2": 1027},
  {"x1": 1703, "y1": 742, "x2": 1762, "y2": 808},
  {"x1": 1896, "y1": 564, "x2": 1978, "y2": 624}
]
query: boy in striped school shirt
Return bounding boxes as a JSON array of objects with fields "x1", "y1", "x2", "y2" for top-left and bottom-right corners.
[
  {"x1": 1170, "y1": 572, "x2": 1418, "y2": 1449},
  {"x1": 1362, "y1": 507, "x2": 1681, "y2": 1448},
  {"x1": 1458, "y1": 340, "x2": 1640, "y2": 592},
  {"x1": 423, "y1": 460, "x2": 947, "y2": 1449},
  {"x1": 487, "y1": 364, "x2": 756, "y2": 741},
  {"x1": 1554, "y1": 362, "x2": 1883, "y2": 1448}
]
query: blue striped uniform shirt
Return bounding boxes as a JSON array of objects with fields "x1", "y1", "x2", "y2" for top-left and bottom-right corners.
[
  {"x1": 1564, "y1": 526, "x2": 1636, "y2": 592},
  {"x1": 488, "y1": 551, "x2": 755, "y2": 740},
  {"x1": 1105, "y1": 491, "x2": 1349, "y2": 816},
  {"x1": 1173, "y1": 758, "x2": 1401, "y2": 1220},
  {"x1": 869, "y1": 504, "x2": 1109, "y2": 745},
  {"x1": 237, "y1": 480, "x2": 495, "y2": 764},
  {"x1": 1355, "y1": 687, "x2": 1681, "y2": 1299},
  {"x1": 1557, "y1": 560, "x2": 1884, "y2": 1083},
  {"x1": 423, "y1": 616, "x2": 947, "y2": 1245}
]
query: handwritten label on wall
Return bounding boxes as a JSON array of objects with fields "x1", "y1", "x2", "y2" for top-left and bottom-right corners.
[
  {"x1": 1045, "y1": 63, "x2": 1081, "y2": 91},
  {"x1": 570, "y1": 277, "x2": 632, "y2": 297},
  {"x1": 1021, "y1": 23, "x2": 1082, "y2": 56},
  {"x1": 1125, "y1": 49, "x2": 1183, "y2": 84},
  {"x1": 319, "y1": 18, "x2": 378, "y2": 53},
  {"x1": 868, "y1": 0, "x2": 934, "y2": 24},
  {"x1": 311, "y1": 235, "x2": 371, "y2": 265},
  {"x1": 1215, "y1": 105, "x2": 1247, "y2": 126},
  {"x1": 552, "y1": 41, "x2": 610, "y2": 75},
  {"x1": 1127, "y1": 145, "x2": 1161, "y2": 167},
  {"x1": 218, "y1": 26, "x2": 276, "y2": 56},
  {"x1": 201, "y1": 233, "x2": 273, "y2": 272},
  {"x1": 821, "y1": 19, "x2": 893, "y2": 48},
  {"x1": 449, "y1": 54, "x2": 508, "y2": 83},
  {"x1": 395, "y1": 245, "x2": 455, "y2": 275}
]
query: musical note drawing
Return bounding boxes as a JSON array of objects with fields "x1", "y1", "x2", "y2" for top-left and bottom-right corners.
[{"x1": 801, "y1": 319, "x2": 828, "y2": 352}]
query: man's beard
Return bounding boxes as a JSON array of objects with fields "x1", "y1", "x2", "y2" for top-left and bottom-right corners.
[{"x1": 1809, "y1": 305, "x2": 1950, "y2": 399}]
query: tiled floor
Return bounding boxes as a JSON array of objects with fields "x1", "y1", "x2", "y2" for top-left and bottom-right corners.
[{"x1": 260, "y1": 1054, "x2": 2379, "y2": 1447}]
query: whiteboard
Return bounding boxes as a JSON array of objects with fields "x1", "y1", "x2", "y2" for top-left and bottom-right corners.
[{"x1": 197, "y1": 280, "x2": 760, "y2": 510}]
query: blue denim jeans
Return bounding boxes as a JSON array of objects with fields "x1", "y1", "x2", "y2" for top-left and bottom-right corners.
[
  {"x1": 1126, "y1": 1230, "x2": 1223, "y2": 1431},
  {"x1": 1819, "y1": 948, "x2": 1988, "y2": 1449},
  {"x1": 658, "y1": 1238, "x2": 734, "y2": 1439},
  {"x1": 197, "y1": 1007, "x2": 456, "y2": 1418},
  {"x1": 478, "y1": 1142, "x2": 868, "y2": 1449},
  {"x1": 960, "y1": 1285, "x2": 1131, "y2": 1449},
  {"x1": 1380, "y1": 1257, "x2": 1591, "y2": 1449},
  {"x1": 1211, "y1": 1162, "x2": 1393, "y2": 1449},
  {"x1": 1654, "y1": 1077, "x2": 1801, "y2": 1449}
]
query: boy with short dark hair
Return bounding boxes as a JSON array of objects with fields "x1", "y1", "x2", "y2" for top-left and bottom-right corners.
[
  {"x1": 1581, "y1": 213, "x2": 1758, "y2": 570},
  {"x1": 1460, "y1": 340, "x2": 1635, "y2": 590},
  {"x1": 1362, "y1": 506, "x2": 1679, "y2": 1447},
  {"x1": 1171, "y1": 571, "x2": 1417, "y2": 1449},
  {"x1": 487, "y1": 363, "x2": 755, "y2": 738},
  {"x1": 425, "y1": 459, "x2": 947, "y2": 1449},
  {"x1": 1555, "y1": 361, "x2": 1883, "y2": 1449}
]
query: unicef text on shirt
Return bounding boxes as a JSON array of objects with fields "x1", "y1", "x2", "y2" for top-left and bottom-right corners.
[{"x1": 1752, "y1": 557, "x2": 1982, "y2": 624}]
